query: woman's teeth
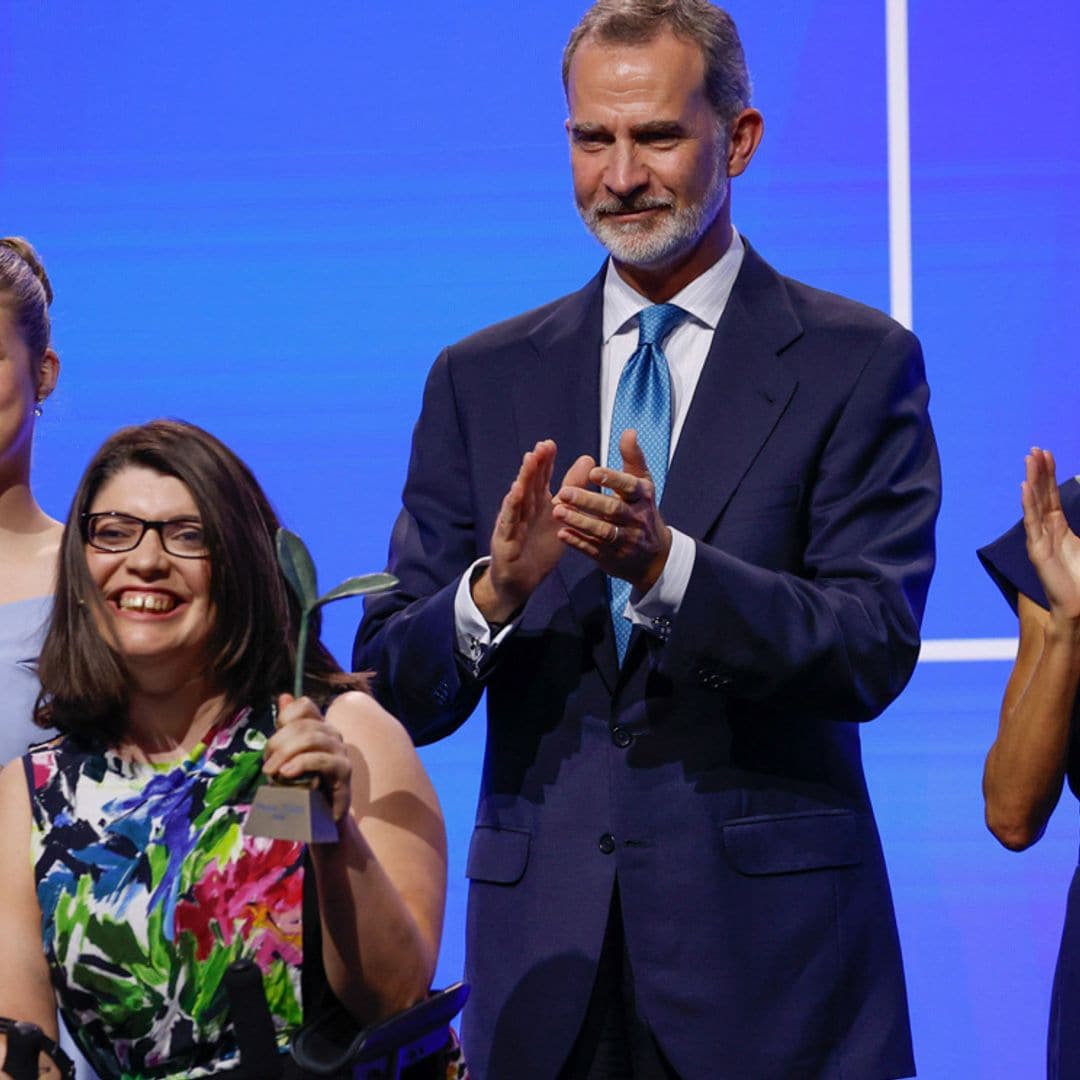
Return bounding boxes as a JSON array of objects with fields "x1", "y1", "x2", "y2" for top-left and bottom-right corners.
[{"x1": 118, "y1": 593, "x2": 177, "y2": 613}]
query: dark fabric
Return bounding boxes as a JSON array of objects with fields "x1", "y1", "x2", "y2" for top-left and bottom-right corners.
[
  {"x1": 356, "y1": 242, "x2": 937, "y2": 1079},
  {"x1": 301, "y1": 851, "x2": 337, "y2": 1027},
  {"x1": 1048, "y1": 863, "x2": 1080, "y2": 1080},
  {"x1": 559, "y1": 883, "x2": 680, "y2": 1080}
]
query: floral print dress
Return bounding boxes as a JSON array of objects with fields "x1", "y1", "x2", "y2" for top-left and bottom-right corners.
[{"x1": 24, "y1": 706, "x2": 307, "y2": 1079}]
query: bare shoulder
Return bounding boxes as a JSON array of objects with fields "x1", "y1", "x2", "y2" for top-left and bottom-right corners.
[
  {"x1": 327, "y1": 690, "x2": 414, "y2": 750},
  {"x1": 326, "y1": 692, "x2": 435, "y2": 794}
]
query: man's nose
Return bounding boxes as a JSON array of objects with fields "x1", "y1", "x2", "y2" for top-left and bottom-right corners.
[{"x1": 604, "y1": 143, "x2": 649, "y2": 198}]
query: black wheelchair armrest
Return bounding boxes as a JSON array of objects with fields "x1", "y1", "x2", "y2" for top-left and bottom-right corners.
[
  {"x1": 290, "y1": 982, "x2": 469, "y2": 1078},
  {"x1": 0, "y1": 1018, "x2": 75, "y2": 1080}
]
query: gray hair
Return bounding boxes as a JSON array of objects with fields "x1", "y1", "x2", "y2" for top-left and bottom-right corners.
[{"x1": 562, "y1": 0, "x2": 752, "y2": 126}]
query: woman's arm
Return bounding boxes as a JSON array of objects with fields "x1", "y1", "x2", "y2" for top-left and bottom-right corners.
[
  {"x1": 984, "y1": 594, "x2": 1080, "y2": 849},
  {"x1": 262, "y1": 693, "x2": 447, "y2": 1024},
  {"x1": 984, "y1": 449, "x2": 1080, "y2": 850},
  {"x1": 0, "y1": 760, "x2": 60, "y2": 1064}
]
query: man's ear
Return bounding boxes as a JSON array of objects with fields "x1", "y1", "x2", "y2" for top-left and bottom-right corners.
[{"x1": 727, "y1": 108, "x2": 764, "y2": 178}]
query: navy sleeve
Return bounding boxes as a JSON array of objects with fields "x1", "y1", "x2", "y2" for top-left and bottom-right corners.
[{"x1": 977, "y1": 477, "x2": 1080, "y2": 613}]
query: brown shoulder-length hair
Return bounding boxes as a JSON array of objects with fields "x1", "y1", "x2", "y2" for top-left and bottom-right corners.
[{"x1": 36, "y1": 418, "x2": 366, "y2": 743}]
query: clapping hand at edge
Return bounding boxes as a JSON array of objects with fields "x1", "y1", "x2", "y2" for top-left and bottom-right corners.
[{"x1": 1023, "y1": 447, "x2": 1080, "y2": 623}]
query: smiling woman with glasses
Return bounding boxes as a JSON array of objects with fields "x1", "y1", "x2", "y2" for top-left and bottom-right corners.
[{"x1": 0, "y1": 419, "x2": 457, "y2": 1079}]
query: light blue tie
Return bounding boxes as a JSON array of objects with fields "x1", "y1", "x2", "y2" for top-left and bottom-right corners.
[{"x1": 607, "y1": 302, "x2": 686, "y2": 663}]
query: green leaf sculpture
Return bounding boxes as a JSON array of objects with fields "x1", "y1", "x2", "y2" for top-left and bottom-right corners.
[{"x1": 276, "y1": 528, "x2": 397, "y2": 697}]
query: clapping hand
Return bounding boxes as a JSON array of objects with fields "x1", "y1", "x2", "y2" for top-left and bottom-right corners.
[
  {"x1": 474, "y1": 440, "x2": 593, "y2": 624},
  {"x1": 1023, "y1": 447, "x2": 1080, "y2": 622}
]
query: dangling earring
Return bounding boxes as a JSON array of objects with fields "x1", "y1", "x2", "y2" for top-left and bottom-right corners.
[{"x1": 33, "y1": 399, "x2": 44, "y2": 418}]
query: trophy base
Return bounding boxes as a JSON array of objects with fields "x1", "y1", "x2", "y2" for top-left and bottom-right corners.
[{"x1": 246, "y1": 784, "x2": 339, "y2": 844}]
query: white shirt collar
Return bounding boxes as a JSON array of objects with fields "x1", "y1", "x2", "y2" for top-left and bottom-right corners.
[{"x1": 601, "y1": 227, "x2": 746, "y2": 343}]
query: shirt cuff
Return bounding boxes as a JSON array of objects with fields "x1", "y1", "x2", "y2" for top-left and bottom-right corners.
[
  {"x1": 627, "y1": 528, "x2": 696, "y2": 641},
  {"x1": 454, "y1": 557, "x2": 517, "y2": 675}
]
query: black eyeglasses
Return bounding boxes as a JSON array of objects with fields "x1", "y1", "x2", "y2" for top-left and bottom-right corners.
[{"x1": 82, "y1": 512, "x2": 210, "y2": 559}]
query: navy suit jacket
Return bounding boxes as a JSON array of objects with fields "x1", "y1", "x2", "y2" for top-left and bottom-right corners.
[{"x1": 355, "y1": 243, "x2": 940, "y2": 1079}]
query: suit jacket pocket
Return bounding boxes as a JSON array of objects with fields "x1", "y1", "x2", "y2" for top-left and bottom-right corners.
[
  {"x1": 466, "y1": 824, "x2": 531, "y2": 885},
  {"x1": 722, "y1": 809, "x2": 861, "y2": 875}
]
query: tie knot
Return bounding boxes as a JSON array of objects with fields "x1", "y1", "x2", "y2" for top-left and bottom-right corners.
[{"x1": 637, "y1": 303, "x2": 686, "y2": 347}]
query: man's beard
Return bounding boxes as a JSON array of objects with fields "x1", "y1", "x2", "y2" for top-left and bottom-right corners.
[{"x1": 577, "y1": 155, "x2": 729, "y2": 269}]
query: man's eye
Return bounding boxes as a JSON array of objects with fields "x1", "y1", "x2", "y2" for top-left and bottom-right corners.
[{"x1": 639, "y1": 133, "x2": 681, "y2": 147}]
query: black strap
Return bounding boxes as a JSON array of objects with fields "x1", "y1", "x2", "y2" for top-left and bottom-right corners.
[
  {"x1": 223, "y1": 959, "x2": 284, "y2": 1079},
  {"x1": 0, "y1": 1017, "x2": 76, "y2": 1080}
]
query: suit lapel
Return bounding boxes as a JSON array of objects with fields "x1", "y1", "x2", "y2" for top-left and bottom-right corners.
[
  {"x1": 661, "y1": 244, "x2": 802, "y2": 541},
  {"x1": 513, "y1": 273, "x2": 604, "y2": 470},
  {"x1": 511, "y1": 269, "x2": 621, "y2": 690}
]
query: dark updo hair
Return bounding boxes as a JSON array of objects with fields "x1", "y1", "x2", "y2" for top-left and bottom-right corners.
[
  {"x1": 36, "y1": 418, "x2": 367, "y2": 743},
  {"x1": 0, "y1": 237, "x2": 54, "y2": 381}
]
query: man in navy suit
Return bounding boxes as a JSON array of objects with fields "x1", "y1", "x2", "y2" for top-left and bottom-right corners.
[{"x1": 355, "y1": 2, "x2": 939, "y2": 1076}]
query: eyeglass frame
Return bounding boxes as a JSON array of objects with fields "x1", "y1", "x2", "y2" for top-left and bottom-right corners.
[{"x1": 81, "y1": 511, "x2": 210, "y2": 559}]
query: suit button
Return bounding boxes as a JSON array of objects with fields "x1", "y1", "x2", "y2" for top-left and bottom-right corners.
[
  {"x1": 611, "y1": 726, "x2": 632, "y2": 748},
  {"x1": 598, "y1": 833, "x2": 616, "y2": 855}
]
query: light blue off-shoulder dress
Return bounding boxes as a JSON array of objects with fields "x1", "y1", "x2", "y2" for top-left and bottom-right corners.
[{"x1": 0, "y1": 593, "x2": 51, "y2": 761}]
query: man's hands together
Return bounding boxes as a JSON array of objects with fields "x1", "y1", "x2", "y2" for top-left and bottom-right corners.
[
  {"x1": 471, "y1": 431, "x2": 672, "y2": 624},
  {"x1": 554, "y1": 429, "x2": 672, "y2": 594}
]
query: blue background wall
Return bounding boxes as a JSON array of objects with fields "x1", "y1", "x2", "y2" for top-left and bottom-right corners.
[{"x1": 3, "y1": 2, "x2": 1077, "y2": 1074}]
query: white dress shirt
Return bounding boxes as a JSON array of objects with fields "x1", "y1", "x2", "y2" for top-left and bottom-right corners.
[{"x1": 455, "y1": 229, "x2": 746, "y2": 664}]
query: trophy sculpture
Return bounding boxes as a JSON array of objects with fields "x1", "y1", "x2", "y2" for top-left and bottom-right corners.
[{"x1": 245, "y1": 528, "x2": 396, "y2": 844}]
